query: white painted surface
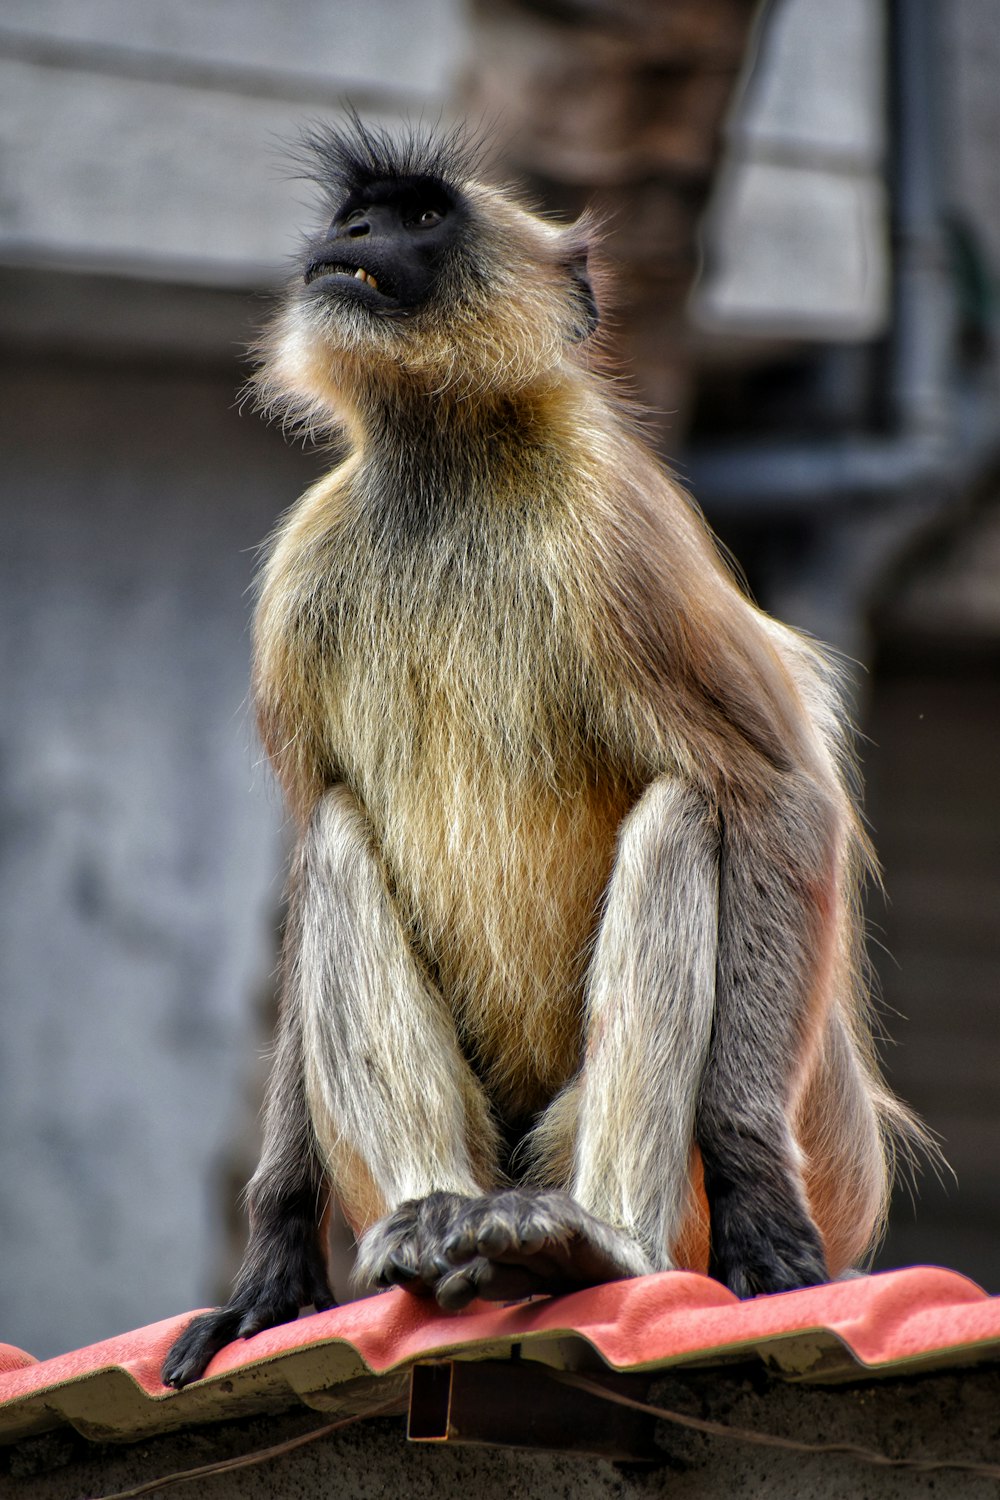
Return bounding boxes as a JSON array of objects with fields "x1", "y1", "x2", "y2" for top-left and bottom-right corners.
[
  {"x1": 0, "y1": 1, "x2": 468, "y2": 283},
  {"x1": 694, "y1": 0, "x2": 890, "y2": 338},
  {"x1": 0, "y1": 0, "x2": 466, "y2": 95},
  {"x1": 0, "y1": 359, "x2": 324, "y2": 1358}
]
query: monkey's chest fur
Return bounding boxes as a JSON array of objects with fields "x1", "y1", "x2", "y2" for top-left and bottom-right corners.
[{"x1": 297, "y1": 496, "x2": 638, "y2": 1119}]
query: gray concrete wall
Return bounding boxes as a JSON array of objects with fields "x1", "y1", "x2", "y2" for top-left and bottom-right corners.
[
  {"x1": 693, "y1": 0, "x2": 1000, "y2": 344},
  {"x1": 5, "y1": 1363, "x2": 1000, "y2": 1499},
  {"x1": 946, "y1": 0, "x2": 1000, "y2": 271},
  {"x1": 694, "y1": 0, "x2": 890, "y2": 339},
  {"x1": 0, "y1": 350, "x2": 328, "y2": 1357}
]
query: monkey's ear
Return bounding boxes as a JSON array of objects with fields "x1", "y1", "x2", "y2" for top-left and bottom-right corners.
[{"x1": 565, "y1": 250, "x2": 600, "y2": 342}]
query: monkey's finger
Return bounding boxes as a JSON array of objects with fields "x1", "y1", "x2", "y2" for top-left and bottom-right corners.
[
  {"x1": 434, "y1": 1257, "x2": 491, "y2": 1312},
  {"x1": 418, "y1": 1251, "x2": 453, "y2": 1285},
  {"x1": 446, "y1": 1199, "x2": 560, "y2": 1265},
  {"x1": 474, "y1": 1217, "x2": 520, "y2": 1257},
  {"x1": 477, "y1": 1215, "x2": 549, "y2": 1258},
  {"x1": 442, "y1": 1226, "x2": 480, "y2": 1265},
  {"x1": 382, "y1": 1251, "x2": 435, "y2": 1294},
  {"x1": 437, "y1": 1252, "x2": 558, "y2": 1309}
]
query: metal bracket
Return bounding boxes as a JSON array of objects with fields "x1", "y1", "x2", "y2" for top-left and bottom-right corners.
[{"x1": 407, "y1": 1358, "x2": 659, "y2": 1460}]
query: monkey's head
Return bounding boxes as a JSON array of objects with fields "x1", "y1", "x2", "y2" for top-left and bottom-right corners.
[{"x1": 259, "y1": 116, "x2": 603, "y2": 428}]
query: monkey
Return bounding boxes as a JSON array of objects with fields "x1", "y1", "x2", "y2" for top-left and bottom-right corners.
[{"x1": 162, "y1": 117, "x2": 920, "y2": 1389}]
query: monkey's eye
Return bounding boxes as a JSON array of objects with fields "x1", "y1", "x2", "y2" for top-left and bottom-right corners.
[{"x1": 409, "y1": 205, "x2": 445, "y2": 230}]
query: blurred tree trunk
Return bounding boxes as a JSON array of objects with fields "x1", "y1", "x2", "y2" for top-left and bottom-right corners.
[{"x1": 462, "y1": 0, "x2": 760, "y2": 443}]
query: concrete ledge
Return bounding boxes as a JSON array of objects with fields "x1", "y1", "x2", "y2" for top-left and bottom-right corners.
[{"x1": 4, "y1": 1358, "x2": 999, "y2": 1499}]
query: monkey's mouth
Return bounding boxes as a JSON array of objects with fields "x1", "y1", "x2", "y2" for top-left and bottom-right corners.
[{"x1": 304, "y1": 259, "x2": 399, "y2": 307}]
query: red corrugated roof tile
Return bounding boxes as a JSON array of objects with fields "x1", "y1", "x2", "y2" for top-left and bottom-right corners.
[{"x1": 1, "y1": 1266, "x2": 998, "y2": 1446}]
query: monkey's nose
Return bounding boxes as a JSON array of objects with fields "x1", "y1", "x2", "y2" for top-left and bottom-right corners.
[{"x1": 346, "y1": 221, "x2": 370, "y2": 238}]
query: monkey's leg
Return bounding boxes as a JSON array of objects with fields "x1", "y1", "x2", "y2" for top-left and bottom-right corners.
[
  {"x1": 164, "y1": 785, "x2": 497, "y2": 1384},
  {"x1": 161, "y1": 995, "x2": 332, "y2": 1387},
  {"x1": 696, "y1": 772, "x2": 841, "y2": 1298},
  {"x1": 436, "y1": 779, "x2": 720, "y2": 1310}
]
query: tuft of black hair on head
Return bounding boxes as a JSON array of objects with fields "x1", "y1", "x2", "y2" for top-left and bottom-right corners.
[{"x1": 294, "y1": 108, "x2": 486, "y2": 208}]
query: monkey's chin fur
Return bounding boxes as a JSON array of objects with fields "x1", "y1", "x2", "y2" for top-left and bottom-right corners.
[{"x1": 259, "y1": 180, "x2": 601, "y2": 434}]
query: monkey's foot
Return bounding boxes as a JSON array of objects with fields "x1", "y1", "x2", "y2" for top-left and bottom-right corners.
[
  {"x1": 708, "y1": 1188, "x2": 829, "y2": 1299},
  {"x1": 161, "y1": 1255, "x2": 334, "y2": 1388},
  {"x1": 435, "y1": 1188, "x2": 653, "y2": 1312}
]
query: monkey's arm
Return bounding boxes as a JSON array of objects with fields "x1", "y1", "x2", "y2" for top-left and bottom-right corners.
[
  {"x1": 569, "y1": 777, "x2": 720, "y2": 1265},
  {"x1": 297, "y1": 786, "x2": 499, "y2": 1219},
  {"x1": 163, "y1": 784, "x2": 497, "y2": 1386},
  {"x1": 695, "y1": 768, "x2": 840, "y2": 1295}
]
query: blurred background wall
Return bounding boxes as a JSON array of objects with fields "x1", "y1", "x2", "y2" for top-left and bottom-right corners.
[{"x1": 1, "y1": 0, "x2": 998, "y2": 1360}]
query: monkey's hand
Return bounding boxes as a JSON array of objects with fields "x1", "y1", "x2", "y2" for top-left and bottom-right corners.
[
  {"x1": 361, "y1": 1188, "x2": 652, "y2": 1312},
  {"x1": 354, "y1": 1190, "x2": 478, "y2": 1296},
  {"x1": 161, "y1": 1236, "x2": 334, "y2": 1388},
  {"x1": 435, "y1": 1189, "x2": 653, "y2": 1310}
]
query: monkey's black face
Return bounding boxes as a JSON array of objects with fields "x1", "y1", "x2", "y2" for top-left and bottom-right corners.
[{"x1": 303, "y1": 176, "x2": 465, "y2": 316}]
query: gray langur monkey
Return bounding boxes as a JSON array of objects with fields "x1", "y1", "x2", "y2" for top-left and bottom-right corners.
[{"x1": 163, "y1": 118, "x2": 922, "y2": 1389}]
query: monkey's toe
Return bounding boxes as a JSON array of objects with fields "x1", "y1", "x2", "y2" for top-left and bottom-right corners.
[
  {"x1": 162, "y1": 1261, "x2": 335, "y2": 1388},
  {"x1": 720, "y1": 1245, "x2": 829, "y2": 1299},
  {"x1": 162, "y1": 1308, "x2": 245, "y2": 1388},
  {"x1": 162, "y1": 1295, "x2": 296, "y2": 1387},
  {"x1": 235, "y1": 1296, "x2": 299, "y2": 1339}
]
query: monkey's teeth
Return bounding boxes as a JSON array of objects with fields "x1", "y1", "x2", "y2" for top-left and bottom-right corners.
[
  {"x1": 366, "y1": 273, "x2": 378, "y2": 290},
  {"x1": 352, "y1": 267, "x2": 379, "y2": 290}
]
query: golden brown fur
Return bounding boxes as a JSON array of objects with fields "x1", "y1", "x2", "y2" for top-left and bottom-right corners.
[
  {"x1": 253, "y1": 315, "x2": 890, "y2": 1263},
  {"x1": 163, "y1": 120, "x2": 922, "y2": 1388}
]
